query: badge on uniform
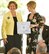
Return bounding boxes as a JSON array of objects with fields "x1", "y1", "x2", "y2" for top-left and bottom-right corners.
[{"x1": 7, "y1": 17, "x2": 10, "y2": 19}]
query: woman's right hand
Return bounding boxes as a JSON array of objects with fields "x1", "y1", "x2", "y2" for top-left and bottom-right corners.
[
  {"x1": 3, "y1": 38, "x2": 8, "y2": 45},
  {"x1": 30, "y1": 24, "x2": 39, "y2": 28}
]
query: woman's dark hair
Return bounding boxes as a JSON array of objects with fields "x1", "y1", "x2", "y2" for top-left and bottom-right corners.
[{"x1": 8, "y1": 1, "x2": 17, "y2": 9}]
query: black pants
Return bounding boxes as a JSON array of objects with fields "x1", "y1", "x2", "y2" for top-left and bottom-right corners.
[
  {"x1": 47, "y1": 44, "x2": 49, "y2": 52},
  {"x1": 4, "y1": 34, "x2": 22, "y2": 54}
]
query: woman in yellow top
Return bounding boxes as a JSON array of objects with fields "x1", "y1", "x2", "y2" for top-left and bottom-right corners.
[{"x1": 2, "y1": 1, "x2": 22, "y2": 54}]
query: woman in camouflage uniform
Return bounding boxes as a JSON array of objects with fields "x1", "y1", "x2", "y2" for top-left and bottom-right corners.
[{"x1": 26, "y1": 1, "x2": 39, "y2": 54}]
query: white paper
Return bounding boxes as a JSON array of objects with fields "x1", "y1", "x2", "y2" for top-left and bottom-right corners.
[{"x1": 17, "y1": 22, "x2": 31, "y2": 34}]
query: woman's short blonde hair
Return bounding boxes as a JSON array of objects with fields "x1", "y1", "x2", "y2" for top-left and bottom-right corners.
[
  {"x1": 8, "y1": 1, "x2": 17, "y2": 9},
  {"x1": 27, "y1": 1, "x2": 36, "y2": 9}
]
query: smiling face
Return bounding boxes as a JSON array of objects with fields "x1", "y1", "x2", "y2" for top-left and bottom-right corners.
[
  {"x1": 8, "y1": 1, "x2": 17, "y2": 11},
  {"x1": 8, "y1": 3, "x2": 16, "y2": 11}
]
